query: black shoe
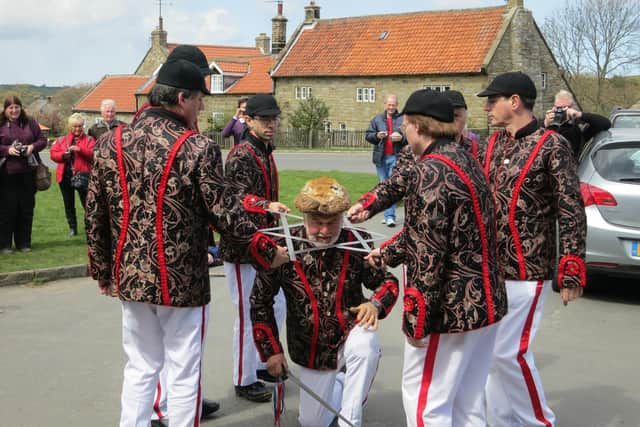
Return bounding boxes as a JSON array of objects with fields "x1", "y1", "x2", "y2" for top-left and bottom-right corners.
[
  {"x1": 151, "y1": 420, "x2": 168, "y2": 427},
  {"x1": 257, "y1": 369, "x2": 279, "y2": 383},
  {"x1": 201, "y1": 398, "x2": 220, "y2": 419},
  {"x1": 235, "y1": 381, "x2": 272, "y2": 402}
]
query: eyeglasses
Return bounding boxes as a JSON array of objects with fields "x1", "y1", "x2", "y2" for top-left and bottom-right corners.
[{"x1": 253, "y1": 116, "x2": 280, "y2": 125}]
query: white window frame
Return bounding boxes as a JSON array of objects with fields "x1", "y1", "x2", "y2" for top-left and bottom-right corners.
[
  {"x1": 339, "y1": 122, "x2": 347, "y2": 131},
  {"x1": 323, "y1": 120, "x2": 332, "y2": 132},
  {"x1": 423, "y1": 84, "x2": 451, "y2": 92},
  {"x1": 541, "y1": 72, "x2": 547, "y2": 90},
  {"x1": 295, "y1": 86, "x2": 312, "y2": 100},
  {"x1": 210, "y1": 74, "x2": 223, "y2": 94},
  {"x1": 356, "y1": 87, "x2": 376, "y2": 103}
]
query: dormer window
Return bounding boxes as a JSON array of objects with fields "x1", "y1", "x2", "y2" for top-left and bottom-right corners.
[{"x1": 211, "y1": 74, "x2": 223, "y2": 94}]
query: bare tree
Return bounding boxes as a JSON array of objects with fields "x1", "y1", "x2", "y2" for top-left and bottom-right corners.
[{"x1": 542, "y1": 0, "x2": 640, "y2": 111}]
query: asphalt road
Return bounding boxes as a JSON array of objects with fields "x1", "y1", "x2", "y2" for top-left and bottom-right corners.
[{"x1": 10, "y1": 151, "x2": 639, "y2": 426}]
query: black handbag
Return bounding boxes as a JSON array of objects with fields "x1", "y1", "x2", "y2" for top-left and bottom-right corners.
[{"x1": 70, "y1": 171, "x2": 90, "y2": 190}]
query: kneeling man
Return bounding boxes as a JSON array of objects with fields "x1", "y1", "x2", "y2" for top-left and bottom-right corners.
[{"x1": 251, "y1": 176, "x2": 399, "y2": 427}]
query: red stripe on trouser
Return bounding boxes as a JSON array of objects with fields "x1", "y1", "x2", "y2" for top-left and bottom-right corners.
[
  {"x1": 235, "y1": 264, "x2": 244, "y2": 385},
  {"x1": 416, "y1": 334, "x2": 440, "y2": 427},
  {"x1": 193, "y1": 305, "x2": 206, "y2": 427},
  {"x1": 517, "y1": 281, "x2": 552, "y2": 427},
  {"x1": 153, "y1": 381, "x2": 164, "y2": 419}
]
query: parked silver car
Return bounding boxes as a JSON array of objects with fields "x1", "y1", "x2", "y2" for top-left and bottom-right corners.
[
  {"x1": 573, "y1": 128, "x2": 640, "y2": 286},
  {"x1": 609, "y1": 108, "x2": 640, "y2": 128}
]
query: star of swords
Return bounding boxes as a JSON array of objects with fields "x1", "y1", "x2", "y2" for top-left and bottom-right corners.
[{"x1": 261, "y1": 210, "x2": 387, "y2": 259}]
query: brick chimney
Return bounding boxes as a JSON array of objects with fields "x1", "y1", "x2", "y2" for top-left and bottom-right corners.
[
  {"x1": 255, "y1": 32, "x2": 271, "y2": 55},
  {"x1": 271, "y1": 1, "x2": 287, "y2": 54},
  {"x1": 151, "y1": 16, "x2": 168, "y2": 49},
  {"x1": 304, "y1": 1, "x2": 321, "y2": 24}
]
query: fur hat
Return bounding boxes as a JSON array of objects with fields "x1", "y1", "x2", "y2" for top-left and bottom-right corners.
[{"x1": 295, "y1": 176, "x2": 351, "y2": 215}]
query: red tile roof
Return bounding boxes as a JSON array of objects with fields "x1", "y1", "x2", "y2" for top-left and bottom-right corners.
[
  {"x1": 74, "y1": 75, "x2": 148, "y2": 112},
  {"x1": 273, "y1": 7, "x2": 508, "y2": 77},
  {"x1": 227, "y1": 56, "x2": 275, "y2": 94},
  {"x1": 216, "y1": 61, "x2": 250, "y2": 74},
  {"x1": 168, "y1": 44, "x2": 263, "y2": 60}
]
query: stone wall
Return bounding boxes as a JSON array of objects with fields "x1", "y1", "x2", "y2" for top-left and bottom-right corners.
[
  {"x1": 274, "y1": 75, "x2": 491, "y2": 130},
  {"x1": 486, "y1": 7, "x2": 571, "y2": 117}
]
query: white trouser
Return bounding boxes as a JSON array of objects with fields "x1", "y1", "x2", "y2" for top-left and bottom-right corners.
[
  {"x1": 151, "y1": 303, "x2": 211, "y2": 421},
  {"x1": 402, "y1": 323, "x2": 498, "y2": 427},
  {"x1": 297, "y1": 326, "x2": 381, "y2": 427},
  {"x1": 224, "y1": 262, "x2": 286, "y2": 386},
  {"x1": 119, "y1": 301, "x2": 208, "y2": 427},
  {"x1": 486, "y1": 280, "x2": 555, "y2": 427}
]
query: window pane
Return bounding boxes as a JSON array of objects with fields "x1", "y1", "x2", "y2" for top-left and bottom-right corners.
[
  {"x1": 357, "y1": 88, "x2": 363, "y2": 102},
  {"x1": 370, "y1": 88, "x2": 376, "y2": 103}
]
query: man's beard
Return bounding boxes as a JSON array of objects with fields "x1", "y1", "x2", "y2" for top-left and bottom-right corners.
[{"x1": 305, "y1": 218, "x2": 343, "y2": 249}]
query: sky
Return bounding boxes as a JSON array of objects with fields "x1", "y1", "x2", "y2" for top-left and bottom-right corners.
[{"x1": 0, "y1": 0, "x2": 561, "y2": 86}]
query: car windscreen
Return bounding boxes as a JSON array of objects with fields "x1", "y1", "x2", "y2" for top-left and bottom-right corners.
[
  {"x1": 592, "y1": 142, "x2": 640, "y2": 183},
  {"x1": 611, "y1": 115, "x2": 640, "y2": 128}
]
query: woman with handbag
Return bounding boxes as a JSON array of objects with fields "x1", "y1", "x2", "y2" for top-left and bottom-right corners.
[
  {"x1": 50, "y1": 113, "x2": 95, "y2": 237},
  {"x1": 0, "y1": 95, "x2": 48, "y2": 253}
]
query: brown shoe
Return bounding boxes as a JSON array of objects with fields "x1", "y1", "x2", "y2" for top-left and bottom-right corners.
[{"x1": 235, "y1": 381, "x2": 272, "y2": 402}]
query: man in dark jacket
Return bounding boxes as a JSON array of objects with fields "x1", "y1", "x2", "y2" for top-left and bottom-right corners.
[
  {"x1": 365, "y1": 94, "x2": 406, "y2": 227},
  {"x1": 543, "y1": 89, "x2": 611, "y2": 158},
  {"x1": 252, "y1": 176, "x2": 399, "y2": 427},
  {"x1": 478, "y1": 72, "x2": 586, "y2": 427}
]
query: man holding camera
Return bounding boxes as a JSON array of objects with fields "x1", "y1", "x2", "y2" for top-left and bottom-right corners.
[
  {"x1": 365, "y1": 94, "x2": 406, "y2": 227},
  {"x1": 543, "y1": 90, "x2": 611, "y2": 158}
]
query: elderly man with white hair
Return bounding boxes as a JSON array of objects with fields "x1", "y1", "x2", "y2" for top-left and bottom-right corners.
[{"x1": 88, "y1": 99, "x2": 125, "y2": 141}]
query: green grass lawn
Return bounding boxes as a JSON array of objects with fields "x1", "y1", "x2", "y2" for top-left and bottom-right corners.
[{"x1": 0, "y1": 170, "x2": 377, "y2": 274}]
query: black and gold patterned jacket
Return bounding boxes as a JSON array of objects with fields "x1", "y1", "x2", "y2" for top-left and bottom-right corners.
[
  {"x1": 85, "y1": 108, "x2": 275, "y2": 307},
  {"x1": 478, "y1": 120, "x2": 587, "y2": 289},
  {"x1": 219, "y1": 132, "x2": 280, "y2": 266},
  {"x1": 362, "y1": 139, "x2": 507, "y2": 339},
  {"x1": 251, "y1": 226, "x2": 399, "y2": 370}
]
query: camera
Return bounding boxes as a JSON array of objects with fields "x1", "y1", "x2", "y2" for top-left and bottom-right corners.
[
  {"x1": 549, "y1": 107, "x2": 567, "y2": 128},
  {"x1": 12, "y1": 141, "x2": 28, "y2": 157}
]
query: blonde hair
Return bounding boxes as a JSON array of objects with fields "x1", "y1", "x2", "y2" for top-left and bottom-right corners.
[
  {"x1": 406, "y1": 114, "x2": 459, "y2": 139},
  {"x1": 68, "y1": 113, "x2": 85, "y2": 128}
]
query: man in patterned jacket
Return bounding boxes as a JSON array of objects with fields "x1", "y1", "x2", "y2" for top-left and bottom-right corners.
[
  {"x1": 85, "y1": 59, "x2": 288, "y2": 427},
  {"x1": 366, "y1": 89, "x2": 507, "y2": 427},
  {"x1": 477, "y1": 71, "x2": 586, "y2": 427},
  {"x1": 251, "y1": 176, "x2": 399, "y2": 427},
  {"x1": 219, "y1": 93, "x2": 289, "y2": 402}
]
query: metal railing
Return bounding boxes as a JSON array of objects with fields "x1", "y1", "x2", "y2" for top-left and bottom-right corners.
[{"x1": 205, "y1": 128, "x2": 489, "y2": 150}]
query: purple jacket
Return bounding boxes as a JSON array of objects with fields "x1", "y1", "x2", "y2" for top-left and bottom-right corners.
[
  {"x1": 0, "y1": 118, "x2": 48, "y2": 175},
  {"x1": 221, "y1": 117, "x2": 246, "y2": 146}
]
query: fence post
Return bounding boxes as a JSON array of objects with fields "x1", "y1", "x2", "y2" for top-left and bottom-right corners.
[{"x1": 308, "y1": 129, "x2": 313, "y2": 149}]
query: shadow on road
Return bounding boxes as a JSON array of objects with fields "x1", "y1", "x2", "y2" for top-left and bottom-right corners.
[{"x1": 583, "y1": 276, "x2": 640, "y2": 305}]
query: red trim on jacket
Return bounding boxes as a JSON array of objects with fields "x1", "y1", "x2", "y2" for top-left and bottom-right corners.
[
  {"x1": 416, "y1": 333, "x2": 440, "y2": 427},
  {"x1": 557, "y1": 254, "x2": 587, "y2": 289},
  {"x1": 268, "y1": 153, "x2": 279, "y2": 201},
  {"x1": 335, "y1": 232, "x2": 354, "y2": 332},
  {"x1": 249, "y1": 232, "x2": 276, "y2": 269},
  {"x1": 424, "y1": 154, "x2": 496, "y2": 323},
  {"x1": 470, "y1": 137, "x2": 479, "y2": 159},
  {"x1": 295, "y1": 261, "x2": 320, "y2": 369},
  {"x1": 243, "y1": 194, "x2": 267, "y2": 215},
  {"x1": 404, "y1": 287, "x2": 427, "y2": 339},
  {"x1": 509, "y1": 130, "x2": 554, "y2": 280},
  {"x1": 518, "y1": 281, "x2": 553, "y2": 427},
  {"x1": 113, "y1": 126, "x2": 129, "y2": 295},
  {"x1": 241, "y1": 144, "x2": 271, "y2": 199},
  {"x1": 253, "y1": 322, "x2": 282, "y2": 360},
  {"x1": 483, "y1": 131, "x2": 500, "y2": 177},
  {"x1": 380, "y1": 227, "x2": 404, "y2": 250},
  {"x1": 359, "y1": 192, "x2": 377, "y2": 210},
  {"x1": 372, "y1": 281, "x2": 399, "y2": 317},
  {"x1": 155, "y1": 130, "x2": 196, "y2": 305}
]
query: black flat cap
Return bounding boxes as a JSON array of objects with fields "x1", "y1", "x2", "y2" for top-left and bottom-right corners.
[
  {"x1": 401, "y1": 89, "x2": 454, "y2": 122},
  {"x1": 245, "y1": 94, "x2": 281, "y2": 117},
  {"x1": 443, "y1": 90, "x2": 467, "y2": 109},
  {"x1": 166, "y1": 45, "x2": 213, "y2": 76},
  {"x1": 477, "y1": 71, "x2": 537, "y2": 99},
  {"x1": 157, "y1": 59, "x2": 209, "y2": 95}
]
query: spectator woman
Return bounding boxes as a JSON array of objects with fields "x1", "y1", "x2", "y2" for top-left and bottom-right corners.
[
  {"x1": 0, "y1": 95, "x2": 48, "y2": 253},
  {"x1": 50, "y1": 113, "x2": 95, "y2": 237}
]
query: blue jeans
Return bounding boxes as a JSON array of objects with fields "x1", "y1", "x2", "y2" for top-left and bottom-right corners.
[{"x1": 375, "y1": 154, "x2": 397, "y2": 221}]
